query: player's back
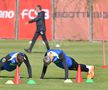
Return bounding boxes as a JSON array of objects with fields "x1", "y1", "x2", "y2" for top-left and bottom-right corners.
[
  {"x1": 47, "y1": 49, "x2": 72, "y2": 68},
  {"x1": 2, "y1": 52, "x2": 21, "y2": 71}
]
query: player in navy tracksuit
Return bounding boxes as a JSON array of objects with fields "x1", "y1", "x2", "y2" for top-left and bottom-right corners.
[
  {"x1": 0, "y1": 52, "x2": 32, "y2": 78},
  {"x1": 24, "y1": 5, "x2": 50, "y2": 53},
  {"x1": 40, "y1": 49, "x2": 94, "y2": 81}
]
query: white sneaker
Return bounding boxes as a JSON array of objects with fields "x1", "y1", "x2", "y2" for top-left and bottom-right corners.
[{"x1": 87, "y1": 65, "x2": 95, "y2": 79}]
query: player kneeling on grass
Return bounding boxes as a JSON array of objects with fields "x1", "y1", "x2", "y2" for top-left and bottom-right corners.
[
  {"x1": 40, "y1": 49, "x2": 95, "y2": 82},
  {"x1": 0, "y1": 52, "x2": 32, "y2": 78}
]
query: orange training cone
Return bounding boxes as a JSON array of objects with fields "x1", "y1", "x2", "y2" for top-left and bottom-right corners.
[
  {"x1": 76, "y1": 64, "x2": 83, "y2": 83},
  {"x1": 14, "y1": 65, "x2": 20, "y2": 84}
]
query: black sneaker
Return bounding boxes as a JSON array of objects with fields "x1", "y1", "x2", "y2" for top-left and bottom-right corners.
[{"x1": 24, "y1": 49, "x2": 32, "y2": 53}]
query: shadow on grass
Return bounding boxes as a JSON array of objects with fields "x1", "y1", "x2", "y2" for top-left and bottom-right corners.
[
  {"x1": 30, "y1": 51, "x2": 45, "y2": 54},
  {"x1": 44, "y1": 77, "x2": 64, "y2": 80},
  {"x1": 0, "y1": 76, "x2": 27, "y2": 79},
  {"x1": 44, "y1": 77, "x2": 87, "y2": 80}
]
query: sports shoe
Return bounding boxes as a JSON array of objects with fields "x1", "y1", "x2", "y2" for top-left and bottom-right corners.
[
  {"x1": 87, "y1": 65, "x2": 95, "y2": 79},
  {"x1": 24, "y1": 49, "x2": 32, "y2": 53}
]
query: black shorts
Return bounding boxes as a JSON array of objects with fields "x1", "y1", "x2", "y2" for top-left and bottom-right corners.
[{"x1": 69, "y1": 57, "x2": 78, "y2": 70}]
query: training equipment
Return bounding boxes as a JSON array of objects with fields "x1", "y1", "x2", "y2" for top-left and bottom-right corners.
[
  {"x1": 42, "y1": 41, "x2": 45, "y2": 45},
  {"x1": 56, "y1": 44, "x2": 60, "y2": 48},
  {"x1": 76, "y1": 64, "x2": 83, "y2": 83},
  {"x1": 5, "y1": 80, "x2": 14, "y2": 84},
  {"x1": 101, "y1": 33, "x2": 107, "y2": 68},
  {"x1": 86, "y1": 79, "x2": 94, "y2": 83},
  {"x1": 64, "y1": 79, "x2": 72, "y2": 83},
  {"x1": 29, "y1": 41, "x2": 32, "y2": 44},
  {"x1": 100, "y1": 13, "x2": 107, "y2": 68},
  {"x1": 27, "y1": 79, "x2": 36, "y2": 84},
  {"x1": 14, "y1": 65, "x2": 20, "y2": 84}
]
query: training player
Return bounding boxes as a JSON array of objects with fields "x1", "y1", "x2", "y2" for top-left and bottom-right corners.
[
  {"x1": 40, "y1": 49, "x2": 95, "y2": 82},
  {"x1": 0, "y1": 52, "x2": 32, "y2": 78}
]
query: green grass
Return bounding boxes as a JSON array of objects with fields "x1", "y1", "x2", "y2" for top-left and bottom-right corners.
[{"x1": 0, "y1": 40, "x2": 108, "y2": 90}]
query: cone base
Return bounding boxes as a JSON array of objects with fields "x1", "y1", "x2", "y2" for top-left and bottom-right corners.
[
  {"x1": 14, "y1": 81, "x2": 20, "y2": 84},
  {"x1": 76, "y1": 80, "x2": 83, "y2": 83},
  {"x1": 101, "y1": 65, "x2": 107, "y2": 68},
  {"x1": 27, "y1": 79, "x2": 36, "y2": 84},
  {"x1": 86, "y1": 79, "x2": 94, "y2": 83}
]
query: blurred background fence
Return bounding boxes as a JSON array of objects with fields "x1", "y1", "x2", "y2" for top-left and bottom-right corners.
[{"x1": 0, "y1": 0, "x2": 108, "y2": 41}]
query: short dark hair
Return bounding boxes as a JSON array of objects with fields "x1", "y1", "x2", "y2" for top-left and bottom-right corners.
[
  {"x1": 43, "y1": 56, "x2": 51, "y2": 66},
  {"x1": 17, "y1": 53, "x2": 25, "y2": 63},
  {"x1": 36, "y1": 5, "x2": 42, "y2": 10}
]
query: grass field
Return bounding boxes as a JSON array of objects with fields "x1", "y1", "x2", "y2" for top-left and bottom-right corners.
[{"x1": 0, "y1": 40, "x2": 108, "y2": 90}]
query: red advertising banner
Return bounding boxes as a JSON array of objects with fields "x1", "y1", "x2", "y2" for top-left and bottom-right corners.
[
  {"x1": 93, "y1": 0, "x2": 108, "y2": 40},
  {"x1": 0, "y1": 0, "x2": 16, "y2": 39},
  {"x1": 54, "y1": 0, "x2": 89, "y2": 40},
  {"x1": 18, "y1": 0, "x2": 52, "y2": 40},
  {"x1": 54, "y1": 0, "x2": 108, "y2": 40},
  {"x1": 0, "y1": 0, "x2": 108, "y2": 41}
]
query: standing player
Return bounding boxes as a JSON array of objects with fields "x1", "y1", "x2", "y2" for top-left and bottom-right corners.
[
  {"x1": 24, "y1": 5, "x2": 50, "y2": 53},
  {"x1": 40, "y1": 49, "x2": 95, "y2": 82},
  {"x1": 0, "y1": 52, "x2": 32, "y2": 78}
]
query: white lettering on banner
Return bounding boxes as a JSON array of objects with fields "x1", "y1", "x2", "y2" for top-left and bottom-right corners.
[
  {"x1": 0, "y1": 10, "x2": 14, "y2": 19},
  {"x1": 21, "y1": 9, "x2": 28, "y2": 19},
  {"x1": 21, "y1": 9, "x2": 50, "y2": 19},
  {"x1": 0, "y1": 9, "x2": 50, "y2": 19},
  {"x1": 43, "y1": 9, "x2": 50, "y2": 20},
  {"x1": 28, "y1": 9, "x2": 37, "y2": 19}
]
